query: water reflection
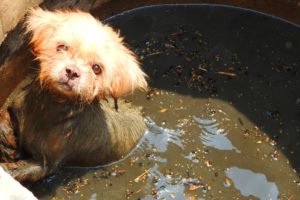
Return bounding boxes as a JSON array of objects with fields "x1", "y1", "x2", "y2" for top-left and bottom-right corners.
[
  {"x1": 142, "y1": 164, "x2": 204, "y2": 200},
  {"x1": 88, "y1": 193, "x2": 97, "y2": 200},
  {"x1": 225, "y1": 167, "x2": 279, "y2": 200},
  {"x1": 183, "y1": 152, "x2": 200, "y2": 163},
  {"x1": 142, "y1": 117, "x2": 184, "y2": 152},
  {"x1": 146, "y1": 154, "x2": 167, "y2": 163},
  {"x1": 194, "y1": 116, "x2": 241, "y2": 153}
]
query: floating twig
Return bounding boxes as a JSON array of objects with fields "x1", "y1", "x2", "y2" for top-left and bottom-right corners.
[{"x1": 216, "y1": 71, "x2": 237, "y2": 77}]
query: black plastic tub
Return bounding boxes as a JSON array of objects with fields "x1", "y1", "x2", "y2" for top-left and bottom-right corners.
[{"x1": 3, "y1": 4, "x2": 300, "y2": 199}]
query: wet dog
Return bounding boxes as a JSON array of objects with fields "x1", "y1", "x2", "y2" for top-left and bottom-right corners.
[{"x1": 0, "y1": 8, "x2": 147, "y2": 181}]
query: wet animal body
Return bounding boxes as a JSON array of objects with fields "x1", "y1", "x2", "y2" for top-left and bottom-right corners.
[{"x1": 0, "y1": 8, "x2": 147, "y2": 181}]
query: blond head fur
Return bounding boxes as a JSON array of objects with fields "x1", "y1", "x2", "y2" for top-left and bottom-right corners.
[{"x1": 26, "y1": 8, "x2": 148, "y2": 102}]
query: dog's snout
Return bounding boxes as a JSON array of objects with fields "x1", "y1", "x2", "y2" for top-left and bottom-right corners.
[{"x1": 65, "y1": 67, "x2": 80, "y2": 80}]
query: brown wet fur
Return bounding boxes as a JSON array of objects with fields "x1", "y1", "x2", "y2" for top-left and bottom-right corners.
[
  {"x1": 0, "y1": 79, "x2": 146, "y2": 181},
  {"x1": 0, "y1": 110, "x2": 20, "y2": 162},
  {"x1": 0, "y1": 8, "x2": 147, "y2": 182}
]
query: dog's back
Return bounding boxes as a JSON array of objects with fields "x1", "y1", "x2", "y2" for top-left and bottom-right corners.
[{"x1": 10, "y1": 80, "x2": 146, "y2": 170}]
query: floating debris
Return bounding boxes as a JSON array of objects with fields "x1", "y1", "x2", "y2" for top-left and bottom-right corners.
[
  {"x1": 224, "y1": 178, "x2": 232, "y2": 187},
  {"x1": 159, "y1": 108, "x2": 168, "y2": 113},
  {"x1": 134, "y1": 169, "x2": 150, "y2": 183},
  {"x1": 216, "y1": 71, "x2": 237, "y2": 77}
]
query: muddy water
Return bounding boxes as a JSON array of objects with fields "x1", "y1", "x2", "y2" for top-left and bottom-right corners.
[
  {"x1": 22, "y1": 4, "x2": 300, "y2": 200},
  {"x1": 28, "y1": 92, "x2": 300, "y2": 199}
]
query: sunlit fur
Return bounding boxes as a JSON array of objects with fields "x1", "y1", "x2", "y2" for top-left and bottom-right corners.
[{"x1": 26, "y1": 8, "x2": 147, "y2": 103}]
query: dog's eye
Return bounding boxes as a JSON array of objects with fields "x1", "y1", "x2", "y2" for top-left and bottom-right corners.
[
  {"x1": 57, "y1": 44, "x2": 69, "y2": 52},
  {"x1": 92, "y1": 64, "x2": 103, "y2": 75}
]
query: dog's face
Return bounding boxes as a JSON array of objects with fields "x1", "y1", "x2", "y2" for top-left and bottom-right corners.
[{"x1": 26, "y1": 8, "x2": 147, "y2": 102}]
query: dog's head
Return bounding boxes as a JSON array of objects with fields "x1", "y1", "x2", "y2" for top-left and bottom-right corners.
[{"x1": 26, "y1": 8, "x2": 147, "y2": 102}]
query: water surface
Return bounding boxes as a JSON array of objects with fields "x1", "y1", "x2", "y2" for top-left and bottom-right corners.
[{"x1": 22, "y1": 4, "x2": 300, "y2": 200}]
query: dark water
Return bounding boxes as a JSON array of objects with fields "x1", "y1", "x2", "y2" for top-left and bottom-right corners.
[{"x1": 9, "y1": 4, "x2": 300, "y2": 200}]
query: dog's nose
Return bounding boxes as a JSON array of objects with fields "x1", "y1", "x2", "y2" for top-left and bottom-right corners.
[{"x1": 65, "y1": 67, "x2": 80, "y2": 80}]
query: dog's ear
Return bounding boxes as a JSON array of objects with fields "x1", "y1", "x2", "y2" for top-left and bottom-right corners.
[
  {"x1": 25, "y1": 8, "x2": 58, "y2": 53},
  {"x1": 100, "y1": 26, "x2": 148, "y2": 98},
  {"x1": 110, "y1": 50, "x2": 148, "y2": 98}
]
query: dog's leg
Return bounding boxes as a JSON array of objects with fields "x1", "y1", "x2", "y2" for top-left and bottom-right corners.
[
  {"x1": 0, "y1": 160, "x2": 46, "y2": 182},
  {"x1": 0, "y1": 110, "x2": 19, "y2": 162},
  {"x1": 1, "y1": 110, "x2": 48, "y2": 182}
]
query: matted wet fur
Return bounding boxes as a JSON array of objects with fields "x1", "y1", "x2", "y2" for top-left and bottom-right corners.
[
  {"x1": 0, "y1": 79, "x2": 146, "y2": 181},
  {"x1": 0, "y1": 8, "x2": 147, "y2": 182}
]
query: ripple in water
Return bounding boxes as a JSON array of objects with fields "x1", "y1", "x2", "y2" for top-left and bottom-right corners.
[
  {"x1": 142, "y1": 117, "x2": 184, "y2": 153},
  {"x1": 142, "y1": 164, "x2": 204, "y2": 200},
  {"x1": 183, "y1": 152, "x2": 200, "y2": 163},
  {"x1": 193, "y1": 116, "x2": 241, "y2": 153}
]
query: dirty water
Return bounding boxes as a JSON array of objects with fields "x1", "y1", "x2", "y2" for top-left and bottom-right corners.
[
  {"x1": 2, "y1": 4, "x2": 300, "y2": 200},
  {"x1": 27, "y1": 90, "x2": 300, "y2": 200}
]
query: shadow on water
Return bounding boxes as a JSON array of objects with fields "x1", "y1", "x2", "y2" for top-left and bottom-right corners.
[
  {"x1": 2, "y1": 4, "x2": 300, "y2": 200},
  {"x1": 105, "y1": 4, "x2": 300, "y2": 172}
]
